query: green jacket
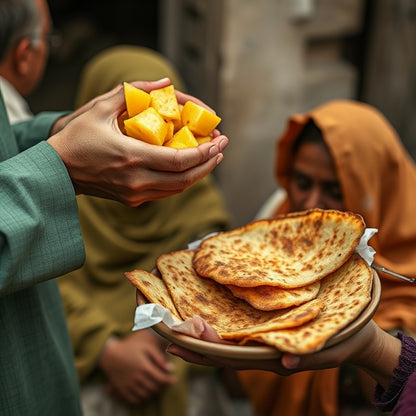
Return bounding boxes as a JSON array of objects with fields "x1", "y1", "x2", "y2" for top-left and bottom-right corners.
[{"x1": 0, "y1": 93, "x2": 84, "y2": 415}]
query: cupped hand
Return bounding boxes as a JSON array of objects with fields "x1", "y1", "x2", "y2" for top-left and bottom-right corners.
[
  {"x1": 99, "y1": 330, "x2": 177, "y2": 405},
  {"x1": 50, "y1": 79, "x2": 172, "y2": 135},
  {"x1": 166, "y1": 317, "x2": 400, "y2": 387},
  {"x1": 166, "y1": 317, "x2": 295, "y2": 375},
  {"x1": 47, "y1": 80, "x2": 229, "y2": 206}
]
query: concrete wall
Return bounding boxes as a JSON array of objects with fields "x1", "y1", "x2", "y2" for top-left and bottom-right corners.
[
  {"x1": 161, "y1": 0, "x2": 365, "y2": 226},
  {"x1": 361, "y1": 0, "x2": 416, "y2": 159}
]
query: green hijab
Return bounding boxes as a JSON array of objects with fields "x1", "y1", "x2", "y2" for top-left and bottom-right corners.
[{"x1": 75, "y1": 45, "x2": 186, "y2": 107}]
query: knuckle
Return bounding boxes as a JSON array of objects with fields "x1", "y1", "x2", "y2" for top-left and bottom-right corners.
[
  {"x1": 172, "y1": 147, "x2": 205, "y2": 172},
  {"x1": 175, "y1": 172, "x2": 193, "y2": 190}
]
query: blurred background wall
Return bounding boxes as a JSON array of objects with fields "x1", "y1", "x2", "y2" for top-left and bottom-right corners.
[{"x1": 29, "y1": 0, "x2": 416, "y2": 227}]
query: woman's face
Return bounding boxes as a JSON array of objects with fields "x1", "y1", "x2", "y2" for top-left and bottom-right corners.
[{"x1": 288, "y1": 141, "x2": 345, "y2": 212}]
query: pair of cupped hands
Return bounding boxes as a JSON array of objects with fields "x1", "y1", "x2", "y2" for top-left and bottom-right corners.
[
  {"x1": 166, "y1": 315, "x2": 400, "y2": 391},
  {"x1": 47, "y1": 78, "x2": 228, "y2": 207}
]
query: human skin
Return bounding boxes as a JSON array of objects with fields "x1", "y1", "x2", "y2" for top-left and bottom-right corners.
[
  {"x1": 0, "y1": 0, "x2": 52, "y2": 97},
  {"x1": 288, "y1": 141, "x2": 345, "y2": 211},
  {"x1": 99, "y1": 330, "x2": 176, "y2": 405},
  {"x1": 23, "y1": 0, "x2": 51, "y2": 95},
  {"x1": 47, "y1": 79, "x2": 228, "y2": 206},
  {"x1": 166, "y1": 317, "x2": 401, "y2": 391}
]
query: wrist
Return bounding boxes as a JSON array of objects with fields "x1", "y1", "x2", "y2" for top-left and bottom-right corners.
[
  {"x1": 351, "y1": 322, "x2": 401, "y2": 388},
  {"x1": 50, "y1": 116, "x2": 65, "y2": 136}
]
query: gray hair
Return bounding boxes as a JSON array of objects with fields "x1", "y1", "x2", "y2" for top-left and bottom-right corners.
[{"x1": 0, "y1": 0, "x2": 42, "y2": 61}]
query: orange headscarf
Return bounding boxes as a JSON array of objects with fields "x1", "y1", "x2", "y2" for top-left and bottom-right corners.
[{"x1": 239, "y1": 100, "x2": 416, "y2": 416}]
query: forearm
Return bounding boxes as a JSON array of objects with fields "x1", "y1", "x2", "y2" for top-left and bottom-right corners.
[
  {"x1": 351, "y1": 323, "x2": 401, "y2": 389},
  {"x1": 0, "y1": 142, "x2": 84, "y2": 294}
]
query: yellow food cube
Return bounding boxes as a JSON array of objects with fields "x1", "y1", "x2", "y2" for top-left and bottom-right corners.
[
  {"x1": 164, "y1": 120, "x2": 175, "y2": 144},
  {"x1": 181, "y1": 101, "x2": 221, "y2": 136},
  {"x1": 173, "y1": 104, "x2": 184, "y2": 132},
  {"x1": 150, "y1": 85, "x2": 181, "y2": 121},
  {"x1": 123, "y1": 82, "x2": 151, "y2": 118},
  {"x1": 196, "y1": 136, "x2": 212, "y2": 145},
  {"x1": 124, "y1": 107, "x2": 167, "y2": 145},
  {"x1": 164, "y1": 126, "x2": 199, "y2": 149}
]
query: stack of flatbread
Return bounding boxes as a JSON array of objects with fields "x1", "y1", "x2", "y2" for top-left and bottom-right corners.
[{"x1": 125, "y1": 208, "x2": 374, "y2": 354}]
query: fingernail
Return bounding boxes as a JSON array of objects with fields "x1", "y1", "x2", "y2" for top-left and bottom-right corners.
[
  {"x1": 172, "y1": 317, "x2": 205, "y2": 336},
  {"x1": 166, "y1": 345, "x2": 177, "y2": 356},
  {"x1": 219, "y1": 138, "x2": 228, "y2": 152},
  {"x1": 216, "y1": 154, "x2": 224, "y2": 165},
  {"x1": 208, "y1": 145, "x2": 219, "y2": 158},
  {"x1": 282, "y1": 354, "x2": 300, "y2": 369},
  {"x1": 156, "y1": 77, "x2": 170, "y2": 83},
  {"x1": 194, "y1": 318, "x2": 205, "y2": 335}
]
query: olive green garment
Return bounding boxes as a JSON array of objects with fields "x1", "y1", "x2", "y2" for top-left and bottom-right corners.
[
  {"x1": 0, "y1": 92, "x2": 84, "y2": 415},
  {"x1": 60, "y1": 44, "x2": 230, "y2": 416},
  {"x1": 75, "y1": 45, "x2": 186, "y2": 108},
  {"x1": 58, "y1": 176, "x2": 231, "y2": 416}
]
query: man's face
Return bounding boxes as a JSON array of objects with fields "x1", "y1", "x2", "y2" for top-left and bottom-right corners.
[{"x1": 288, "y1": 141, "x2": 345, "y2": 212}]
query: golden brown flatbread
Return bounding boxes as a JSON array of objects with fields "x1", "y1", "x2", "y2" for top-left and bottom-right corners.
[
  {"x1": 125, "y1": 268, "x2": 182, "y2": 321},
  {"x1": 226, "y1": 280, "x2": 321, "y2": 311},
  {"x1": 156, "y1": 250, "x2": 323, "y2": 339},
  {"x1": 193, "y1": 208, "x2": 365, "y2": 288},
  {"x1": 241, "y1": 253, "x2": 373, "y2": 353}
]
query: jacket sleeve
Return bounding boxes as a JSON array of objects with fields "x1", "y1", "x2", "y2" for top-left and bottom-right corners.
[
  {"x1": 373, "y1": 332, "x2": 416, "y2": 412},
  {"x1": 0, "y1": 141, "x2": 85, "y2": 296},
  {"x1": 12, "y1": 111, "x2": 69, "y2": 151}
]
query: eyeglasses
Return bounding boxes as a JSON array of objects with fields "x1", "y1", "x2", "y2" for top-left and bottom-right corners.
[{"x1": 28, "y1": 31, "x2": 62, "y2": 54}]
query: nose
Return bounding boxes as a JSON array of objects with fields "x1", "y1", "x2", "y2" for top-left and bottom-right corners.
[{"x1": 302, "y1": 187, "x2": 325, "y2": 210}]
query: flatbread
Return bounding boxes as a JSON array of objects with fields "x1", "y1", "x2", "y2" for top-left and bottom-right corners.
[
  {"x1": 156, "y1": 250, "x2": 323, "y2": 339},
  {"x1": 241, "y1": 253, "x2": 373, "y2": 353},
  {"x1": 193, "y1": 208, "x2": 365, "y2": 288},
  {"x1": 226, "y1": 280, "x2": 321, "y2": 311},
  {"x1": 125, "y1": 269, "x2": 182, "y2": 321}
]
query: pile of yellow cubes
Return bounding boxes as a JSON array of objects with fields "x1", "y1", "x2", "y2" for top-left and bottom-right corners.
[{"x1": 120, "y1": 83, "x2": 222, "y2": 149}]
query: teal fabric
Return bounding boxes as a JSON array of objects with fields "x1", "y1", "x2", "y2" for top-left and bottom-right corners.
[{"x1": 0, "y1": 91, "x2": 85, "y2": 415}]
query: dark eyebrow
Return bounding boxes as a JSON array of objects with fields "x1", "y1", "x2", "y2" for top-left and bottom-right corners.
[
  {"x1": 291, "y1": 169, "x2": 340, "y2": 188},
  {"x1": 321, "y1": 179, "x2": 341, "y2": 188}
]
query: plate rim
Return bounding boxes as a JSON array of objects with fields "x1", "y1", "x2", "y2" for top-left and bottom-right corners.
[{"x1": 139, "y1": 269, "x2": 381, "y2": 360}]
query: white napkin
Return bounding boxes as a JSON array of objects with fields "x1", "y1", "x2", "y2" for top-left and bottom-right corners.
[
  {"x1": 187, "y1": 231, "x2": 219, "y2": 250},
  {"x1": 132, "y1": 303, "x2": 180, "y2": 331},
  {"x1": 354, "y1": 228, "x2": 378, "y2": 265}
]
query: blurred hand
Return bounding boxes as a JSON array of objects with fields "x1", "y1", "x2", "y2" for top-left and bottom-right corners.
[
  {"x1": 166, "y1": 317, "x2": 401, "y2": 388},
  {"x1": 99, "y1": 330, "x2": 177, "y2": 405},
  {"x1": 47, "y1": 79, "x2": 228, "y2": 206}
]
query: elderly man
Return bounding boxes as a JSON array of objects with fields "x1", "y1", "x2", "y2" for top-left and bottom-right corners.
[
  {"x1": 0, "y1": 2, "x2": 228, "y2": 415},
  {"x1": 0, "y1": 0, "x2": 52, "y2": 122}
]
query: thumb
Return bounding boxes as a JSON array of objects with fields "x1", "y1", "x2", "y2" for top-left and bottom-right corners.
[
  {"x1": 281, "y1": 353, "x2": 300, "y2": 369},
  {"x1": 172, "y1": 317, "x2": 226, "y2": 343},
  {"x1": 130, "y1": 78, "x2": 171, "y2": 93},
  {"x1": 99, "y1": 79, "x2": 172, "y2": 116}
]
